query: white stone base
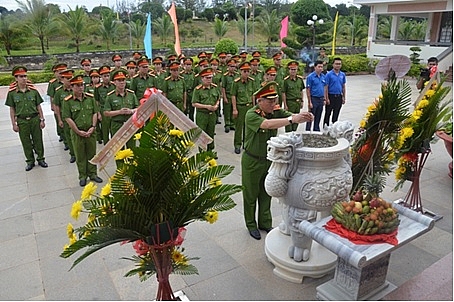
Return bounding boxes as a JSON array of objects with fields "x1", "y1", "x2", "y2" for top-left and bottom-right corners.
[
  {"x1": 316, "y1": 280, "x2": 397, "y2": 301},
  {"x1": 264, "y1": 228, "x2": 337, "y2": 283}
]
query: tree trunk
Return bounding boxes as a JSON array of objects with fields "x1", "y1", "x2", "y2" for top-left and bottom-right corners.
[{"x1": 39, "y1": 36, "x2": 46, "y2": 54}]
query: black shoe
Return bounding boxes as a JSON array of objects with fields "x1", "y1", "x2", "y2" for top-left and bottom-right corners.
[
  {"x1": 90, "y1": 176, "x2": 103, "y2": 183},
  {"x1": 249, "y1": 229, "x2": 261, "y2": 240},
  {"x1": 224, "y1": 127, "x2": 230, "y2": 133},
  {"x1": 38, "y1": 161, "x2": 48, "y2": 168},
  {"x1": 64, "y1": 145, "x2": 69, "y2": 151},
  {"x1": 234, "y1": 148, "x2": 241, "y2": 154},
  {"x1": 216, "y1": 120, "x2": 221, "y2": 124},
  {"x1": 59, "y1": 137, "x2": 63, "y2": 142},
  {"x1": 98, "y1": 140, "x2": 103, "y2": 144},
  {"x1": 25, "y1": 163, "x2": 35, "y2": 171},
  {"x1": 70, "y1": 156, "x2": 76, "y2": 163},
  {"x1": 259, "y1": 227, "x2": 274, "y2": 233},
  {"x1": 230, "y1": 127, "x2": 235, "y2": 131},
  {"x1": 79, "y1": 179, "x2": 87, "y2": 187}
]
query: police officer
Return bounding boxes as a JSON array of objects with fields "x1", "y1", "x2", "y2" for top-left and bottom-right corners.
[
  {"x1": 6, "y1": 66, "x2": 48, "y2": 171},
  {"x1": 249, "y1": 58, "x2": 263, "y2": 83},
  {"x1": 282, "y1": 60, "x2": 305, "y2": 132},
  {"x1": 94, "y1": 65, "x2": 116, "y2": 144},
  {"x1": 192, "y1": 67, "x2": 220, "y2": 151},
  {"x1": 180, "y1": 57, "x2": 196, "y2": 120},
  {"x1": 47, "y1": 63, "x2": 67, "y2": 143},
  {"x1": 80, "y1": 58, "x2": 92, "y2": 86},
  {"x1": 221, "y1": 59, "x2": 238, "y2": 133},
  {"x1": 242, "y1": 81, "x2": 313, "y2": 240},
  {"x1": 62, "y1": 75, "x2": 102, "y2": 187},
  {"x1": 151, "y1": 56, "x2": 166, "y2": 89},
  {"x1": 271, "y1": 52, "x2": 286, "y2": 87},
  {"x1": 130, "y1": 57, "x2": 156, "y2": 100},
  {"x1": 162, "y1": 62, "x2": 187, "y2": 112},
  {"x1": 104, "y1": 69, "x2": 139, "y2": 150},
  {"x1": 111, "y1": 54, "x2": 123, "y2": 72},
  {"x1": 125, "y1": 60, "x2": 137, "y2": 89}
]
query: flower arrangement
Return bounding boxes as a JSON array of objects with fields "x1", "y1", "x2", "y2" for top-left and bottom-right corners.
[
  {"x1": 60, "y1": 112, "x2": 242, "y2": 300},
  {"x1": 393, "y1": 80, "x2": 451, "y2": 189}
]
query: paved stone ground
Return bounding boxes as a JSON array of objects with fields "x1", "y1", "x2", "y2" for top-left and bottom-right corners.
[{"x1": 0, "y1": 74, "x2": 452, "y2": 300}]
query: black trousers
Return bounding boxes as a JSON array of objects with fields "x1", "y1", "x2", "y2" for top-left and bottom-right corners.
[{"x1": 324, "y1": 94, "x2": 343, "y2": 126}]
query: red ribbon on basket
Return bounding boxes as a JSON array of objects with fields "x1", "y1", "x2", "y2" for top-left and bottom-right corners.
[{"x1": 133, "y1": 88, "x2": 158, "y2": 128}]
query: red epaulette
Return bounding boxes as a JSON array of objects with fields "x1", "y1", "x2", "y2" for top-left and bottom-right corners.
[
  {"x1": 27, "y1": 84, "x2": 37, "y2": 90},
  {"x1": 273, "y1": 104, "x2": 281, "y2": 110}
]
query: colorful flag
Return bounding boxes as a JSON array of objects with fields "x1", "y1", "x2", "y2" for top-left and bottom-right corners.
[
  {"x1": 280, "y1": 16, "x2": 289, "y2": 48},
  {"x1": 331, "y1": 11, "x2": 339, "y2": 56},
  {"x1": 144, "y1": 14, "x2": 152, "y2": 58},
  {"x1": 167, "y1": 2, "x2": 181, "y2": 55}
]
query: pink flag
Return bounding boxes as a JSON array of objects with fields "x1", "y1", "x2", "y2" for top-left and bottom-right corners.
[
  {"x1": 167, "y1": 2, "x2": 181, "y2": 55},
  {"x1": 280, "y1": 16, "x2": 289, "y2": 48}
]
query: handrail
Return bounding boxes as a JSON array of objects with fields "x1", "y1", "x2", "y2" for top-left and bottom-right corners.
[{"x1": 437, "y1": 45, "x2": 453, "y2": 61}]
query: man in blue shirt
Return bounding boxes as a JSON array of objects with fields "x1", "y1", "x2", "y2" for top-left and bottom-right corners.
[
  {"x1": 305, "y1": 61, "x2": 327, "y2": 132},
  {"x1": 324, "y1": 57, "x2": 346, "y2": 126}
]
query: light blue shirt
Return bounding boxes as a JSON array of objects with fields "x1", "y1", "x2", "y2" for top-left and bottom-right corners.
[{"x1": 306, "y1": 72, "x2": 326, "y2": 98}]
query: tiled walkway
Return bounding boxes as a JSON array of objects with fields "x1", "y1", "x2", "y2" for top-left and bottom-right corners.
[{"x1": 0, "y1": 75, "x2": 452, "y2": 300}]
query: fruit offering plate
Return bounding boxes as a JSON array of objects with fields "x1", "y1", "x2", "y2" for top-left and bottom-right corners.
[{"x1": 324, "y1": 219, "x2": 398, "y2": 246}]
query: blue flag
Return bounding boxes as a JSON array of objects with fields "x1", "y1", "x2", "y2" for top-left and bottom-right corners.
[{"x1": 144, "y1": 14, "x2": 152, "y2": 58}]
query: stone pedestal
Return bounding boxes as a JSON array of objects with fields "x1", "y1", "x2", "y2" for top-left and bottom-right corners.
[
  {"x1": 264, "y1": 228, "x2": 337, "y2": 283},
  {"x1": 300, "y1": 203, "x2": 435, "y2": 301}
]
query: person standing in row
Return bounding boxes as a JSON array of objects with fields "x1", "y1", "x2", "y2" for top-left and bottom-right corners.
[
  {"x1": 305, "y1": 61, "x2": 327, "y2": 132},
  {"x1": 94, "y1": 65, "x2": 115, "y2": 145},
  {"x1": 180, "y1": 57, "x2": 196, "y2": 121},
  {"x1": 111, "y1": 54, "x2": 123, "y2": 72},
  {"x1": 131, "y1": 57, "x2": 156, "y2": 100},
  {"x1": 282, "y1": 61, "x2": 305, "y2": 132},
  {"x1": 47, "y1": 63, "x2": 67, "y2": 143},
  {"x1": 231, "y1": 62, "x2": 256, "y2": 155},
  {"x1": 316, "y1": 47, "x2": 329, "y2": 74},
  {"x1": 63, "y1": 75, "x2": 103, "y2": 187},
  {"x1": 192, "y1": 67, "x2": 220, "y2": 152},
  {"x1": 6, "y1": 66, "x2": 48, "y2": 171},
  {"x1": 86, "y1": 69, "x2": 103, "y2": 144},
  {"x1": 104, "y1": 69, "x2": 139, "y2": 150},
  {"x1": 221, "y1": 59, "x2": 238, "y2": 133},
  {"x1": 242, "y1": 81, "x2": 313, "y2": 240},
  {"x1": 162, "y1": 62, "x2": 187, "y2": 113},
  {"x1": 81, "y1": 58, "x2": 92, "y2": 86},
  {"x1": 324, "y1": 57, "x2": 346, "y2": 127},
  {"x1": 125, "y1": 60, "x2": 137, "y2": 89}
]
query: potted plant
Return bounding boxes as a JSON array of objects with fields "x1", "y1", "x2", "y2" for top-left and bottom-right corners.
[{"x1": 60, "y1": 112, "x2": 242, "y2": 300}]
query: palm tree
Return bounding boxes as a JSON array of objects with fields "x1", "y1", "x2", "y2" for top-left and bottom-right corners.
[
  {"x1": 58, "y1": 5, "x2": 87, "y2": 53},
  {"x1": 341, "y1": 13, "x2": 367, "y2": 46},
  {"x1": 0, "y1": 14, "x2": 20, "y2": 55},
  {"x1": 16, "y1": 0, "x2": 54, "y2": 54},
  {"x1": 99, "y1": 10, "x2": 119, "y2": 50},
  {"x1": 256, "y1": 9, "x2": 280, "y2": 52},
  {"x1": 152, "y1": 14, "x2": 173, "y2": 46},
  {"x1": 129, "y1": 19, "x2": 146, "y2": 49},
  {"x1": 213, "y1": 17, "x2": 228, "y2": 40},
  {"x1": 377, "y1": 15, "x2": 391, "y2": 40}
]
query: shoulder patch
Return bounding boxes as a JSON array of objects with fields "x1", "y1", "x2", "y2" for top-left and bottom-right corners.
[
  {"x1": 223, "y1": 71, "x2": 229, "y2": 76},
  {"x1": 64, "y1": 94, "x2": 73, "y2": 101},
  {"x1": 195, "y1": 84, "x2": 203, "y2": 90},
  {"x1": 95, "y1": 83, "x2": 102, "y2": 88},
  {"x1": 247, "y1": 76, "x2": 255, "y2": 81},
  {"x1": 49, "y1": 78, "x2": 57, "y2": 83},
  {"x1": 107, "y1": 90, "x2": 116, "y2": 96},
  {"x1": 178, "y1": 75, "x2": 184, "y2": 80},
  {"x1": 55, "y1": 85, "x2": 63, "y2": 91},
  {"x1": 284, "y1": 75, "x2": 290, "y2": 80},
  {"x1": 273, "y1": 104, "x2": 281, "y2": 110},
  {"x1": 164, "y1": 76, "x2": 172, "y2": 81},
  {"x1": 211, "y1": 83, "x2": 218, "y2": 87},
  {"x1": 85, "y1": 92, "x2": 94, "y2": 97},
  {"x1": 27, "y1": 84, "x2": 37, "y2": 90},
  {"x1": 126, "y1": 88, "x2": 134, "y2": 93},
  {"x1": 234, "y1": 78, "x2": 241, "y2": 82},
  {"x1": 8, "y1": 86, "x2": 17, "y2": 92},
  {"x1": 297, "y1": 75, "x2": 304, "y2": 79},
  {"x1": 132, "y1": 74, "x2": 139, "y2": 78}
]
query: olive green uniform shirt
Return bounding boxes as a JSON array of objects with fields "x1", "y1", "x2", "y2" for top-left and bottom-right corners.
[
  {"x1": 104, "y1": 89, "x2": 139, "y2": 123},
  {"x1": 162, "y1": 75, "x2": 186, "y2": 111},
  {"x1": 62, "y1": 93, "x2": 99, "y2": 131},
  {"x1": 130, "y1": 74, "x2": 156, "y2": 99}
]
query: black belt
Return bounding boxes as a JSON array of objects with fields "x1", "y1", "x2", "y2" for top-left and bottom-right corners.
[
  {"x1": 245, "y1": 150, "x2": 268, "y2": 161},
  {"x1": 17, "y1": 113, "x2": 38, "y2": 120},
  {"x1": 312, "y1": 96, "x2": 324, "y2": 99},
  {"x1": 328, "y1": 94, "x2": 342, "y2": 98}
]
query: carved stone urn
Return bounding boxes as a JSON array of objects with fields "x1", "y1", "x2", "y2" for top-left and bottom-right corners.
[{"x1": 264, "y1": 121, "x2": 354, "y2": 282}]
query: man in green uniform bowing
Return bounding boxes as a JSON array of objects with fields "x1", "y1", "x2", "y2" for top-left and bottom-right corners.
[
  {"x1": 242, "y1": 81, "x2": 313, "y2": 240},
  {"x1": 63, "y1": 75, "x2": 103, "y2": 187},
  {"x1": 6, "y1": 66, "x2": 48, "y2": 171}
]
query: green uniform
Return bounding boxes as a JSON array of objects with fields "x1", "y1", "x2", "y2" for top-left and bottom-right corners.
[
  {"x1": 212, "y1": 70, "x2": 223, "y2": 122},
  {"x1": 221, "y1": 71, "x2": 237, "y2": 130},
  {"x1": 5, "y1": 84, "x2": 45, "y2": 164},
  {"x1": 62, "y1": 92, "x2": 99, "y2": 181},
  {"x1": 231, "y1": 77, "x2": 255, "y2": 149},
  {"x1": 250, "y1": 70, "x2": 264, "y2": 85},
  {"x1": 94, "y1": 83, "x2": 115, "y2": 145},
  {"x1": 86, "y1": 84, "x2": 102, "y2": 142},
  {"x1": 153, "y1": 71, "x2": 166, "y2": 90},
  {"x1": 241, "y1": 105, "x2": 291, "y2": 231},
  {"x1": 317, "y1": 54, "x2": 329, "y2": 72},
  {"x1": 47, "y1": 78, "x2": 63, "y2": 139},
  {"x1": 130, "y1": 74, "x2": 155, "y2": 99},
  {"x1": 192, "y1": 83, "x2": 220, "y2": 151},
  {"x1": 104, "y1": 89, "x2": 139, "y2": 149},
  {"x1": 274, "y1": 65, "x2": 287, "y2": 88},
  {"x1": 53, "y1": 85, "x2": 75, "y2": 157},
  {"x1": 82, "y1": 73, "x2": 91, "y2": 86},
  {"x1": 282, "y1": 75, "x2": 305, "y2": 131},
  {"x1": 180, "y1": 70, "x2": 195, "y2": 121},
  {"x1": 162, "y1": 75, "x2": 186, "y2": 112}
]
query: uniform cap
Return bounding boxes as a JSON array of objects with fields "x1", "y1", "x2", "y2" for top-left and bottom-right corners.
[
  {"x1": 232, "y1": 55, "x2": 240, "y2": 61},
  {"x1": 178, "y1": 53, "x2": 186, "y2": 60},
  {"x1": 70, "y1": 75, "x2": 84, "y2": 85},
  {"x1": 168, "y1": 62, "x2": 180, "y2": 70},
  {"x1": 111, "y1": 69, "x2": 127, "y2": 80},
  {"x1": 254, "y1": 81, "x2": 278, "y2": 99},
  {"x1": 184, "y1": 57, "x2": 193, "y2": 65},
  {"x1": 320, "y1": 47, "x2": 326, "y2": 51},
  {"x1": 54, "y1": 63, "x2": 68, "y2": 72},
  {"x1": 12, "y1": 66, "x2": 27, "y2": 76},
  {"x1": 80, "y1": 58, "x2": 92, "y2": 66},
  {"x1": 167, "y1": 54, "x2": 177, "y2": 61},
  {"x1": 239, "y1": 62, "x2": 251, "y2": 70},
  {"x1": 266, "y1": 66, "x2": 277, "y2": 75},
  {"x1": 206, "y1": 52, "x2": 213, "y2": 59},
  {"x1": 210, "y1": 58, "x2": 219, "y2": 65},
  {"x1": 99, "y1": 65, "x2": 111, "y2": 75},
  {"x1": 227, "y1": 59, "x2": 237, "y2": 67},
  {"x1": 287, "y1": 61, "x2": 299, "y2": 68},
  {"x1": 125, "y1": 60, "x2": 137, "y2": 68},
  {"x1": 197, "y1": 51, "x2": 207, "y2": 59},
  {"x1": 137, "y1": 57, "x2": 149, "y2": 67},
  {"x1": 89, "y1": 69, "x2": 100, "y2": 77},
  {"x1": 112, "y1": 54, "x2": 122, "y2": 62},
  {"x1": 252, "y1": 51, "x2": 261, "y2": 58},
  {"x1": 152, "y1": 56, "x2": 163, "y2": 64},
  {"x1": 198, "y1": 58, "x2": 209, "y2": 67},
  {"x1": 60, "y1": 69, "x2": 74, "y2": 79},
  {"x1": 239, "y1": 51, "x2": 248, "y2": 58},
  {"x1": 218, "y1": 52, "x2": 227, "y2": 58},
  {"x1": 250, "y1": 58, "x2": 260, "y2": 65},
  {"x1": 199, "y1": 67, "x2": 213, "y2": 77},
  {"x1": 272, "y1": 52, "x2": 282, "y2": 59},
  {"x1": 132, "y1": 51, "x2": 142, "y2": 60}
]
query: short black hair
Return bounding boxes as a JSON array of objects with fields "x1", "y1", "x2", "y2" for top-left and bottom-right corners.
[
  {"x1": 333, "y1": 57, "x2": 342, "y2": 61},
  {"x1": 314, "y1": 60, "x2": 324, "y2": 66},
  {"x1": 428, "y1": 57, "x2": 438, "y2": 64}
]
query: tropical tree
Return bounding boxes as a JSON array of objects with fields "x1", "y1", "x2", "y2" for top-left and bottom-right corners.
[
  {"x1": 152, "y1": 14, "x2": 173, "y2": 45},
  {"x1": 377, "y1": 15, "x2": 391, "y2": 39},
  {"x1": 0, "y1": 14, "x2": 21, "y2": 55},
  {"x1": 340, "y1": 13, "x2": 367, "y2": 46},
  {"x1": 129, "y1": 19, "x2": 146, "y2": 49},
  {"x1": 58, "y1": 5, "x2": 87, "y2": 53},
  {"x1": 213, "y1": 17, "x2": 228, "y2": 40},
  {"x1": 99, "y1": 10, "x2": 119, "y2": 50},
  {"x1": 16, "y1": 0, "x2": 54, "y2": 54},
  {"x1": 256, "y1": 9, "x2": 280, "y2": 52}
]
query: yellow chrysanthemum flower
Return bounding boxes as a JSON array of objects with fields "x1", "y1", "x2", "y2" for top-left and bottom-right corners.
[
  {"x1": 424, "y1": 89, "x2": 435, "y2": 98},
  {"x1": 115, "y1": 149, "x2": 134, "y2": 161},
  {"x1": 134, "y1": 132, "x2": 142, "y2": 140},
  {"x1": 66, "y1": 223, "x2": 74, "y2": 238},
  {"x1": 209, "y1": 177, "x2": 222, "y2": 188},
  {"x1": 359, "y1": 119, "x2": 366, "y2": 129},
  {"x1": 411, "y1": 109, "x2": 423, "y2": 120},
  {"x1": 182, "y1": 140, "x2": 195, "y2": 148},
  {"x1": 101, "y1": 183, "x2": 111, "y2": 197},
  {"x1": 69, "y1": 233, "x2": 77, "y2": 245},
  {"x1": 416, "y1": 99, "x2": 429, "y2": 109},
  {"x1": 207, "y1": 158, "x2": 217, "y2": 167},
  {"x1": 63, "y1": 244, "x2": 70, "y2": 251},
  {"x1": 378, "y1": 94, "x2": 383, "y2": 99},
  {"x1": 71, "y1": 200, "x2": 83, "y2": 220},
  {"x1": 81, "y1": 182, "x2": 97, "y2": 200},
  {"x1": 400, "y1": 127, "x2": 414, "y2": 139},
  {"x1": 205, "y1": 211, "x2": 219, "y2": 224},
  {"x1": 172, "y1": 250, "x2": 188, "y2": 265},
  {"x1": 189, "y1": 170, "x2": 199, "y2": 177},
  {"x1": 367, "y1": 104, "x2": 376, "y2": 112},
  {"x1": 387, "y1": 152, "x2": 395, "y2": 161},
  {"x1": 169, "y1": 129, "x2": 184, "y2": 137}
]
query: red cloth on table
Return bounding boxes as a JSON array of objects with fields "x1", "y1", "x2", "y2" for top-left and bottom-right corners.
[{"x1": 324, "y1": 218, "x2": 398, "y2": 246}]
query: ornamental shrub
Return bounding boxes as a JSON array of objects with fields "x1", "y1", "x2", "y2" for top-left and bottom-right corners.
[{"x1": 214, "y1": 38, "x2": 238, "y2": 55}]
